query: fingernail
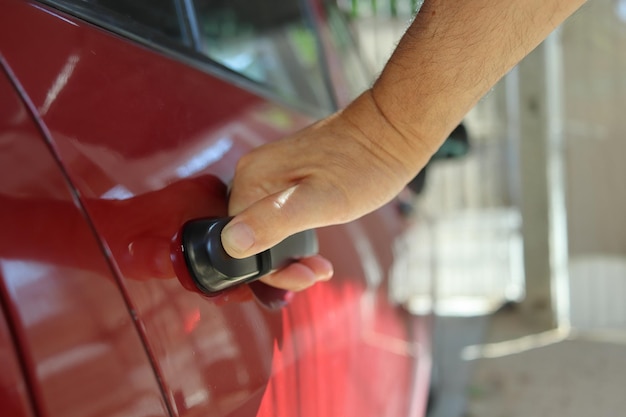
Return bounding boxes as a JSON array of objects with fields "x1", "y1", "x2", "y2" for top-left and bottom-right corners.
[
  {"x1": 321, "y1": 267, "x2": 334, "y2": 281},
  {"x1": 222, "y1": 222, "x2": 255, "y2": 255},
  {"x1": 320, "y1": 262, "x2": 334, "y2": 281}
]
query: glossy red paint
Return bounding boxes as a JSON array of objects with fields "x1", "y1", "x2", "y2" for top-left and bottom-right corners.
[
  {"x1": 0, "y1": 59, "x2": 169, "y2": 417},
  {"x1": 0, "y1": 304, "x2": 34, "y2": 417},
  {"x1": 0, "y1": 1, "x2": 432, "y2": 416}
]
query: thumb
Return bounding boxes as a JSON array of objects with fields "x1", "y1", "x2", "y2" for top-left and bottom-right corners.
[{"x1": 221, "y1": 183, "x2": 343, "y2": 258}]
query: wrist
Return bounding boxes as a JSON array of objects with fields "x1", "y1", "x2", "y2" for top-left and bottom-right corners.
[{"x1": 338, "y1": 90, "x2": 436, "y2": 182}]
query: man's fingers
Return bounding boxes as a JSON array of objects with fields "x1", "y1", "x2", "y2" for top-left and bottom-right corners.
[
  {"x1": 259, "y1": 255, "x2": 333, "y2": 291},
  {"x1": 221, "y1": 183, "x2": 343, "y2": 258}
]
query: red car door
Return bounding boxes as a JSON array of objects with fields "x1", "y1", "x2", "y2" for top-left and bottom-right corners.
[
  {"x1": 0, "y1": 1, "x2": 432, "y2": 416},
  {"x1": 0, "y1": 56, "x2": 170, "y2": 417},
  {"x1": 0, "y1": 287, "x2": 34, "y2": 417}
]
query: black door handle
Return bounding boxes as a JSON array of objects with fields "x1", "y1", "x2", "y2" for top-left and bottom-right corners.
[{"x1": 180, "y1": 218, "x2": 318, "y2": 294}]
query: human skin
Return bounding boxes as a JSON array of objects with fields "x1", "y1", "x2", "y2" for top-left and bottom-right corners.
[{"x1": 222, "y1": 0, "x2": 588, "y2": 291}]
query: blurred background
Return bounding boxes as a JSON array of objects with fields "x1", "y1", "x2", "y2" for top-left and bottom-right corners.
[{"x1": 337, "y1": 0, "x2": 626, "y2": 416}]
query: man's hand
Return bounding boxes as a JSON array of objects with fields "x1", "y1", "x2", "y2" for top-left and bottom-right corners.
[
  {"x1": 222, "y1": 0, "x2": 587, "y2": 292},
  {"x1": 222, "y1": 92, "x2": 433, "y2": 291}
]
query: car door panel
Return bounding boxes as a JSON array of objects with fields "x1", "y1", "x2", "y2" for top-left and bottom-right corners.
[
  {"x1": 0, "y1": 57, "x2": 170, "y2": 417},
  {"x1": 0, "y1": 1, "x2": 429, "y2": 416},
  {"x1": 0, "y1": 303, "x2": 35, "y2": 417}
]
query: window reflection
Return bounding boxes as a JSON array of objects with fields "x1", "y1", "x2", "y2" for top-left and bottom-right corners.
[
  {"x1": 192, "y1": 0, "x2": 334, "y2": 112},
  {"x1": 83, "y1": 0, "x2": 187, "y2": 42}
]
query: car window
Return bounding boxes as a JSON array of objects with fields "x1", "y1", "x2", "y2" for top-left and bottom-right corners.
[
  {"x1": 311, "y1": 1, "x2": 372, "y2": 106},
  {"x1": 324, "y1": 3, "x2": 372, "y2": 98},
  {"x1": 41, "y1": 0, "x2": 335, "y2": 115},
  {"x1": 191, "y1": 0, "x2": 334, "y2": 112},
  {"x1": 68, "y1": 0, "x2": 188, "y2": 44}
]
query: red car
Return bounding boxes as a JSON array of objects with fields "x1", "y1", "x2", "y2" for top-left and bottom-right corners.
[{"x1": 0, "y1": 0, "x2": 433, "y2": 416}]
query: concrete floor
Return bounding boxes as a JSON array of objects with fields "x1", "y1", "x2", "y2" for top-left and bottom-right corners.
[
  {"x1": 426, "y1": 315, "x2": 490, "y2": 417},
  {"x1": 422, "y1": 306, "x2": 626, "y2": 417},
  {"x1": 465, "y1": 308, "x2": 626, "y2": 417}
]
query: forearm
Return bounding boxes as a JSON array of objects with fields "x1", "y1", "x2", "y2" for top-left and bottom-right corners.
[{"x1": 356, "y1": 0, "x2": 586, "y2": 174}]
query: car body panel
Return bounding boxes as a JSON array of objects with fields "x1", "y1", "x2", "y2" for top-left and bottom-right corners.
[
  {"x1": 0, "y1": 58, "x2": 170, "y2": 417},
  {"x1": 0, "y1": 300, "x2": 35, "y2": 417},
  {"x1": 0, "y1": 1, "x2": 431, "y2": 416}
]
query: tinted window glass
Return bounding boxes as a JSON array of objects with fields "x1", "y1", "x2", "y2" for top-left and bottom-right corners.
[
  {"x1": 192, "y1": 0, "x2": 334, "y2": 112},
  {"x1": 54, "y1": 0, "x2": 187, "y2": 44},
  {"x1": 325, "y1": 4, "x2": 371, "y2": 97}
]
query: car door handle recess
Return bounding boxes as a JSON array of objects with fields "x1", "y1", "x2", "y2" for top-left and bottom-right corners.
[{"x1": 181, "y1": 218, "x2": 318, "y2": 294}]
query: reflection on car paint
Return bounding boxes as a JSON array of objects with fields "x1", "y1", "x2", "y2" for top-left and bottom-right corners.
[
  {"x1": 40, "y1": 54, "x2": 80, "y2": 116},
  {"x1": 176, "y1": 137, "x2": 233, "y2": 178}
]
